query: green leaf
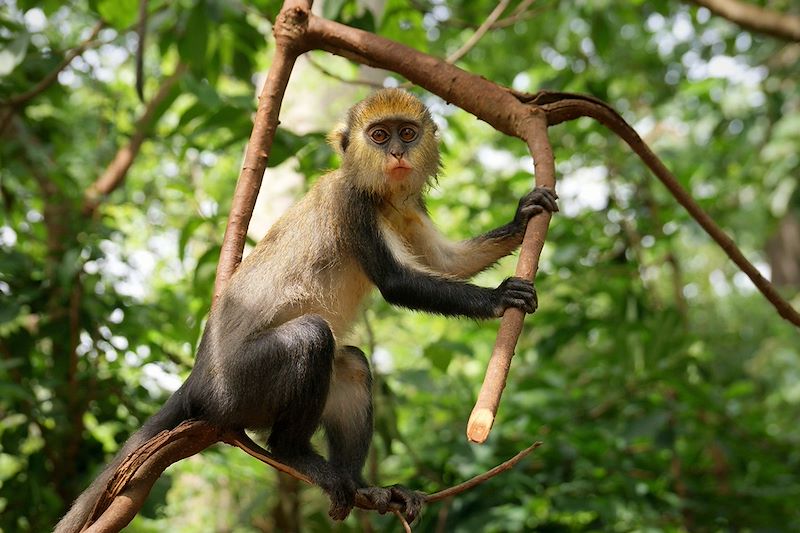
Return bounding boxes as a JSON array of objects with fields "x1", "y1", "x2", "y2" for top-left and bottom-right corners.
[
  {"x1": 423, "y1": 340, "x2": 472, "y2": 373},
  {"x1": 323, "y1": 0, "x2": 348, "y2": 20},
  {"x1": 0, "y1": 302, "x2": 20, "y2": 324},
  {"x1": 95, "y1": 0, "x2": 138, "y2": 29},
  {"x1": 178, "y1": 217, "x2": 204, "y2": 263},
  {"x1": 0, "y1": 31, "x2": 29, "y2": 77},
  {"x1": 182, "y1": 74, "x2": 222, "y2": 110},
  {"x1": 178, "y1": 2, "x2": 210, "y2": 74}
]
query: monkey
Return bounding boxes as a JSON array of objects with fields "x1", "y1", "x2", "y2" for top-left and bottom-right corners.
[{"x1": 54, "y1": 88, "x2": 558, "y2": 531}]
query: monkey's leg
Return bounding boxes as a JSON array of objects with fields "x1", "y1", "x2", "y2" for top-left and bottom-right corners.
[
  {"x1": 322, "y1": 346, "x2": 373, "y2": 482},
  {"x1": 322, "y1": 346, "x2": 424, "y2": 522},
  {"x1": 240, "y1": 314, "x2": 357, "y2": 520}
]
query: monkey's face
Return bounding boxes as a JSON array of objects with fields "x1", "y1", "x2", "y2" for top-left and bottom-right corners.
[
  {"x1": 334, "y1": 89, "x2": 441, "y2": 197},
  {"x1": 367, "y1": 119, "x2": 426, "y2": 181}
]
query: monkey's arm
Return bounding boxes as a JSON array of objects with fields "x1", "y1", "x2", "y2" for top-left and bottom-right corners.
[
  {"x1": 419, "y1": 187, "x2": 558, "y2": 279},
  {"x1": 351, "y1": 195, "x2": 535, "y2": 318}
]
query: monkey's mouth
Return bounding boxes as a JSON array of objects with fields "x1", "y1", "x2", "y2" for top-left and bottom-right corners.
[{"x1": 386, "y1": 162, "x2": 413, "y2": 180}]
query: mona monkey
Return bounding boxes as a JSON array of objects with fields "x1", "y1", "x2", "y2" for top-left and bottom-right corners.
[{"x1": 55, "y1": 89, "x2": 557, "y2": 531}]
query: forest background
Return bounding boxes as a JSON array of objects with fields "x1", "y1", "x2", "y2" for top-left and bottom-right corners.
[{"x1": 1, "y1": 0, "x2": 799, "y2": 531}]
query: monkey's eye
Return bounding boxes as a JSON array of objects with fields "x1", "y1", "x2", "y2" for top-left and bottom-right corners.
[
  {"x1": 370, "y1": 128, "x2": 390, "y2": 144},
  {"x1": 399, "y1": 127, "x2": 417, "y2": 142}
]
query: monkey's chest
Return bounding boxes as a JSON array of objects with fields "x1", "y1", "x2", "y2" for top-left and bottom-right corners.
[
  {"x1": 309, "y1": 259, "x2": 373, "y2": 340},
  {"x1": 380, "y1": 206, "x2": 424, "y2": 248}
]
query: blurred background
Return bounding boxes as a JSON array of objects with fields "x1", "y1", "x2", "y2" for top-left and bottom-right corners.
[{"x1": 1, "y1": 0, "x2": 799, "y2": 531}]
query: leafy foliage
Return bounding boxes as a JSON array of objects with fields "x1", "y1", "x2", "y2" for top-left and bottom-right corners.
[{"x1": 1, "y1": 0, "x2": 798, "y2": 531}]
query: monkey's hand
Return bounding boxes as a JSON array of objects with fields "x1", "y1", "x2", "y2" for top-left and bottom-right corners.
[
  {"x1": 357, "y1": 484, "x2": 425, "y2": 523},
  {"x1": 512, "y1": 186, "x2": 559, "y2": 230},
  {"x1": 493, "y1": 277, "x2": 538, "y2": 317}
]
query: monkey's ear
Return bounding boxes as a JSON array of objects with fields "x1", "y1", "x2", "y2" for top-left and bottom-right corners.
[{"x1": 327, "y1": 125, "x2": 349, "y2": 155}]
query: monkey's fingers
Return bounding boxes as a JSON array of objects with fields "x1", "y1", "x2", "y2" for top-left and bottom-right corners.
[
  {"x1": 519, "y1": 204, "x2": 545, "y2": 220},
  {"x1": 495, "y1": 277, "x2": 538, "y2": 315},
  {"x1": 526, "y1": 187, "x2": 559, "y2": 212},
  {"x1": 357, "y1": 486, "x2": 391, "y2": 514},
  {"x1": 501, "y1": 296, "x2": 538, "y2": 314}
]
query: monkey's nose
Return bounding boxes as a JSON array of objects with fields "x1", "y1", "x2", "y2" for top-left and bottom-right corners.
[{"x1": 391, "y1": 150, "x2": 404, "y2": 159}]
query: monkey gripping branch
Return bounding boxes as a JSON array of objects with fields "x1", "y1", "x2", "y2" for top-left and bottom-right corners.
[{"x1": 62, "y1": 1, "x2": 800, "y2": 532}]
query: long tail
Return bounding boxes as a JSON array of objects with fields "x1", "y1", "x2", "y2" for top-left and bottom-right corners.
[{"x1": 53, "y1": 390, "x2": 188, "y2": 533}]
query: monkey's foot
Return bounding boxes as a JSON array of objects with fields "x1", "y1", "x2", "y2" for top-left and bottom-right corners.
[
  {"x1": 357, "y1": 484, "x2": 425, "y2": 522},
  {"x1": 323, "y1": 478, "x2": 357, "y2": 521}
]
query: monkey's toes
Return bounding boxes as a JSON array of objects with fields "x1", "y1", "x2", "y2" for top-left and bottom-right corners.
[
  {"x1": 326, "y1": 481, "x2": 356, "y2": 521},
  {"x1": 358, "y1": 484, "x2": 425, "y2": 522},
  {"x1": 388, "y1": 485, "x2": 425, "y2": 522}
]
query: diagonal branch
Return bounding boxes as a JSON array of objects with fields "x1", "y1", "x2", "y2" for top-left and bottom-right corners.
[
  {"x1": 688, "y1": 0, "x2": 800, "y2": 42},
  {"x1": 212, "y1": 0, "x2": 312, "y2": 304},
  {"x1": 83, "y1": 63, "x2": 187, "y2": 215},
  {"x1": 520, "y1": 90, "x2": 800, "y2": 327},
  {"x1": 3, "y1": 21, "x2": 105, "y2": 108},
  {"x1": 81, "y1": 420, "x2": 542, "y2": 532}
]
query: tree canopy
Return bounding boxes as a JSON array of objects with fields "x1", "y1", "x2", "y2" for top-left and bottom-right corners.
[{"x1": 1, "y1": 0, "x2": 799, "y2": 531}]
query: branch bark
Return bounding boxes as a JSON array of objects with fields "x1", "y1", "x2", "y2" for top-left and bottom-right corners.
[
  {"x1": 467, "y1": 109, "x2": 556, "y2": 443},
  {"x1": 212, "y1": 0, "x2": 312, "y2": 304},
  {"x1": 81, "y1": 420, "x2": 541, "y2": 532},
  {"x1": 688, "y1": 0, "x2": 800, "y2": 42}
]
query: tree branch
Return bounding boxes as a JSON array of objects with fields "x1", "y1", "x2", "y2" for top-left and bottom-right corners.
[
  {"x1": 688, "y1": 0, "x2": 800, "y2": 42},
  {"x1": 81, "y1": 420, "x2": 541, "y2": 532},
  {"x1": 3, "y1": 21, "x2": 105, "y2": 108},
  {"x1": 82, "y1": 0, "x2": 800, "y2": 527},
  {"x1": 519, "y1": 90, "x2": 800, "y2": 327},
  {"x1": 467, "y1": 109, "x2": 556, "y2": 443},
  {"x1": 445, "y1": 0, "x2": 511, "y2": 64},
  {"x1": 212, "y1": 0, "x2": 311, "y2": 304},
  {"x1": 83, "y1": 63, "x2": 187, "y2": 215}
]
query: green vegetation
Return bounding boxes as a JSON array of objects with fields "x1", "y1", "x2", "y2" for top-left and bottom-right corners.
[{"x1": 1, "y1": 0, "x2": 798, "y2": 531}]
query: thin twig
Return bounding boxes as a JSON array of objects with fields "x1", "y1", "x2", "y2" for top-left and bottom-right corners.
[
  {"x1": 306, "y1": 55, "x2": 384, "y2": 88},
  {"x1": 392, "y1": 509, "x2": 413, "y2": 533},
  {"x1": 83, "y1": 63, "x2": 187, "y2": 215},
  {"x1": 426, "y1": 441, "x2": 542, "y2": 501},
  {"x1": 3, "y1": 21, "x2": 105, "y2": 108},
  {"x1": 446, "y1": 0, "x2": 511, "y2": 64}
]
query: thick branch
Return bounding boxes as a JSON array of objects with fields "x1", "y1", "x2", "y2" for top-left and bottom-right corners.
[
  {"x1": 306, "y1": 15, "x2": 531, "y2": 138},
  {"x1": 83, "y1": 64, "x2": 187, "y2": 215},
  {"x1": 212, "y1": 1, "x2": 310, "y2": 303},
  {"x1": 82, "y1": 420, "x2": 541, "y2": 531},
  {"x1": 467, "y1": 110, "x2": 556, "y2": 443},
  {"x1": 688, "y1": 0, "x2": 800, "y2": 42},
  {"x1": 84, "y1": 421, "x2": 222, "y2": 532}
]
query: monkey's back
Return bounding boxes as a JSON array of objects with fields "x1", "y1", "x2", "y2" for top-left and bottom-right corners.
[{"x1": 215, "y1": 171, "x2": 372, "y2": 347}]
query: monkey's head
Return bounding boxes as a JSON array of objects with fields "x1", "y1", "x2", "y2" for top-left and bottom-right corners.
[{"x1": 330, "y1": 89, "x2": 440, "y2": 197}]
